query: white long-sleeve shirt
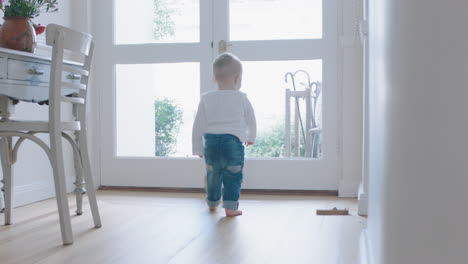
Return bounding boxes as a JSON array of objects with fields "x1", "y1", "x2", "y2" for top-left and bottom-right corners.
[{"x1": 192, "y1": 90, "x2": 257, "y2": 156}]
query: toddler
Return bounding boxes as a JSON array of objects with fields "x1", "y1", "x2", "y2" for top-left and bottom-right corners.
[{"x1": 192, "y1": 53, "x2": 256, "y2": 217}]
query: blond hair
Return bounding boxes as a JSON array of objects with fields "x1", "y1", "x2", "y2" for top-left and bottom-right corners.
[{"x1": 213, "y1": 52, "x2": 242, "y2": 81}]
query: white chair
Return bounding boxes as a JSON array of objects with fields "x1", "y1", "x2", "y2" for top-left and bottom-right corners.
[{"x1": 0, "y1": 24, "x2": 101, "y2": 245}]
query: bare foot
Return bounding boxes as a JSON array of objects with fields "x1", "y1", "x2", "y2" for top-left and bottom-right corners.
[
  {"x1": 209, "y1": 207, "x2": 217, "y2": 212},
  {"x1": 225, "y1": 209, "x2": 243, "y2": 217}
]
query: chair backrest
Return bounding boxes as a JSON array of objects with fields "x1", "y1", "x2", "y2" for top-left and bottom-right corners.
[
  {"x1": 46, "y1": 24, "x2": 93, "y2": 56},
  {"x1": 45, "y1": 24, "x2": 95, "y2": 129}
]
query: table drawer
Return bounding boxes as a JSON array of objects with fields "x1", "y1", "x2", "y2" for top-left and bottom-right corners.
[{"x1": 7, "y1": 59, "x2": 51, "y2": 83}]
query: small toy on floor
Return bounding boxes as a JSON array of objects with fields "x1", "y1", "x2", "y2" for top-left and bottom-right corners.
[{"x1": 316, "y1": 207, "x2": 349, "y2": 215}]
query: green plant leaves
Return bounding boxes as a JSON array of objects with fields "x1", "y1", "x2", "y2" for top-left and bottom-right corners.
[
  {"x1": 154, "y1": 98, "x2": 184, "y2": 156},
  {"x1": 1, "y1": 0, "x2": 58, "y2": 18},
  {"x1": 153, "y1": 0, "x2": 176, "y2": 40}
]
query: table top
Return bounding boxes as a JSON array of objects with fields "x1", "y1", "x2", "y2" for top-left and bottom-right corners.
[
  {"x1": 0, "y1": 47, "x2": 52, "y2": 62},
  {"x1": 0, "y1": 47, "x2": 81, "y2": 65}
]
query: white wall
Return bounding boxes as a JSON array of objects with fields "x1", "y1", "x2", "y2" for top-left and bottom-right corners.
[
  {"x1": 68, "y1": 0, "x2": 102, "y2": 190},
  {"x1": 338, "y1": 0, "x2": 363, "y2": 197},
  {"x1": 0, "y1": 1, "x2": 92, "y2": 207},
  {"x1": 366, "y1": 0, "x2": 387, "y2": 259},
  {"x1": 366, "y1": 1, "x2": 468, "y2": 263}
]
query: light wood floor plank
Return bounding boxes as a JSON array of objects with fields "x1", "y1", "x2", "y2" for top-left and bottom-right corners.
[{"x1": 0, "y1": 190, "x2": 365, "y2": 264}]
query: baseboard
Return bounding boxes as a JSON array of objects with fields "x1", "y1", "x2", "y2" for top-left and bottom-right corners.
[
  {"x1": 99, "y1": 186, "x2": 339, "y2": 196},
  {"x1": 1, "y1": 175, "x2": 75, "y2": 209},
  {"x1": 338, "y1": 178, "x2": 360, "y2": 197},
  {"x1": 360, "y1": 229, "x2": 374, "y2": 264},
  {"x1": 13, "y1": 181, "x2": 55, "y2": 207}
]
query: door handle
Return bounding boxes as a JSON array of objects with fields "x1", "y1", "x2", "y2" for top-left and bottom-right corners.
[
  {"x1": 218, "y1": 40, "x2": 232, "y2": 53},
  {"x1": 28, "y1": 68, "x2": 45, "y2": 75}
]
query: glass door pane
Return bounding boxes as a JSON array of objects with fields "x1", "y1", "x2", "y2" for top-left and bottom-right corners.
[
  {"x1": 116, "y1": 63, "x2": 200, "y2": 157},
  {"x1": 230, "y1": 0, "x2": 322, "y2": 41},
  {"x1": 114, "y1": 0, "x2": 200, "y2": 44},
  {"x1": 241, "y1": 60, "x2": 323, "y2": 159}
]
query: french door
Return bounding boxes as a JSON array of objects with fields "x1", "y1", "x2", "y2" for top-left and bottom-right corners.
[{"x1": 94, "y1": 0, "x2": 339, "y2": 190}]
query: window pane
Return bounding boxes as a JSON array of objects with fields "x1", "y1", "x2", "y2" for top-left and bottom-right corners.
[
  {"x1": 230, "y1": 0, "x2": 322, "y2": 40},
  {"x1": 230, "y1": 0, "x2": 322, "y2": 41},
  {"x1": 242, "y1": 60, "x2": 323, "y2": 159},
  {"x1": 116, "y1": 63, "x2": 199, "y2": 157},
  {"x1": 114, "y1": 0, "x2": 200, "y2": 44}
]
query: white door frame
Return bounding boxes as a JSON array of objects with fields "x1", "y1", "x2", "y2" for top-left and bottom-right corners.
[{"x1": 93, "y1": 0, "x2": 341, "y2": 190}]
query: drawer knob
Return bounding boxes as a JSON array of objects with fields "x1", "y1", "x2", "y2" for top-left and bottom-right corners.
[
  {"x1": 67, "y1": 73, "x2": 81, "y2": 80},
  {"x1": 28, "y1": 68, "x2": 45, "y2": 75}
]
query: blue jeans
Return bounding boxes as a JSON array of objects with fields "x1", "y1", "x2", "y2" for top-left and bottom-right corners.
[{"x1": 204, "y1": 134, "x2": 244, "y2": 210}]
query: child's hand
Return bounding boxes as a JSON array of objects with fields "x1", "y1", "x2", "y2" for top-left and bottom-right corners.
[{"x1": 245, "y1": 142, "x2": 254, "y2": 147}]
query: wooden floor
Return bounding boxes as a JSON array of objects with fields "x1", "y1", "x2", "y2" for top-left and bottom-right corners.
[{"x1": 0, "y1": 190, "x2": 365, "y2": 264}]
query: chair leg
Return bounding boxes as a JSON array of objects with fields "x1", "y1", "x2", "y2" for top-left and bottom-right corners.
[
  {"x1": 0, "y1": 137, "x2": 13, "y2": 225},
  {"x1": 312, "y1": 133, "x2": 320, "y2": 159},
  {"x1": 73, "y1": 168, "x2": 85, "y2": 216},
  {"x1": 72, "y1": 142, "x2": 85, "y2": 216},
  {"x1": 77, "y1": 130, "x2": 101, "y2": 228},
  {"x1": 49, "y1": 131, "x2": 74, "y2": 245}
]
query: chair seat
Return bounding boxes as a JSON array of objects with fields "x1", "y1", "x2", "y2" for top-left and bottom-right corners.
[{"x1": 0, "y1": 120, "x2": 81, "y2": 132}]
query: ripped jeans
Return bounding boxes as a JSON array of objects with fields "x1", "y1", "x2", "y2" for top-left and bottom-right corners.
[{"x1": 204, "y1": 134, "x2": 244, "y2": 210}]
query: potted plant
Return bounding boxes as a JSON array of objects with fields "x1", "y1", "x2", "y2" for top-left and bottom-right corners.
[{"x1": 0, "y1": 0, "x2": 58, "y2": 53}]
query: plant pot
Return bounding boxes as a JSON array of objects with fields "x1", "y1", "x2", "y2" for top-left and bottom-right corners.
[{"x1": 0, "y1": 17, "x2": 37, "y2": 53}]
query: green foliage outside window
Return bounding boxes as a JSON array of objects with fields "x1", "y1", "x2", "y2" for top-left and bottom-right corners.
[
  {"x1": 153, "y1": 0, "x2": 177, "y2": 40},
  {"x1": 154, "y1": 98, "x2": 183, "y2": 156},
  {"x1": 246, "y1": 122, "x2": 306, "y2": 158},
  {"x1": 247, "y1": 123, "x2": 285, "y2": 158}
]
